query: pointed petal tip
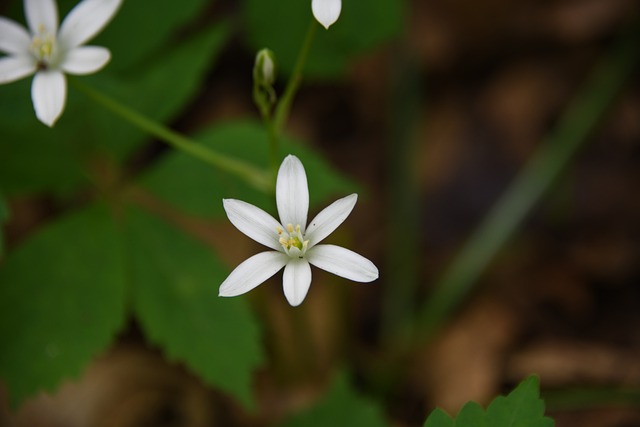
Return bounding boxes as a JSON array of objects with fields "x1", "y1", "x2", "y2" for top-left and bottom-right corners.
[
  {"x1": 282, "y1": 154, "x2": 300, "y2": 165},
  {"x1": 32, "y1": 71, "x2": 67, "y2": 128},
  {"x1": 312, "y1": 0, "x2": 342, "y2": 30}
]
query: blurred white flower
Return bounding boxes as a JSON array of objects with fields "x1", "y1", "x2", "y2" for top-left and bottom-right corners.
[
  {"x1": 0, "y1": 0, "x2": 122, "y2": 126},
  {"x1": 312, "y1": 0, "x2": 341, "y2": 29},
  {"x1": 220, "y1": 154, "x2": 378, "y2": 306}
]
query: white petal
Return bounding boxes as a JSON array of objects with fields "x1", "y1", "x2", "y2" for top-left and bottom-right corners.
[
  {"x1": 307, "y1": 244, "x2": 378, "y2": 282},
  {"x1": 276, "y1": 155, "x2": 309, "y2": 232},
  {"x1": 31, "y1": 70, "x2": 66, "y2": 127},
  {"x1": 0, "y1": 56, "x2": 36, "y2": 84},
  {"x1": 25, "y1": 0, "x2": 59, "y2": 35},
  {"x1": 219, "y1": 251, "x2": 288, "y2": 297},
  {"x1": 0, "y1": 17, "x2": 31, "y2": 54},
  {"x1": 282, "y1": 258, "x2": 312, "y2": 307},
  {"x1": 305, "y1": 194, "x2": 357, "y2": 247},
  {"x1": 223, "y1": 199, "x2": 282, "y2": 251},
  {"x1": 58, "y1": 0, "x2": 122, "y2": 49},
  {"x1": 60, "y1": 45, "x2": 110, "y2": 74},
  {"x1": 312, "y1": 0, "x2": 342, "y2": 29}
]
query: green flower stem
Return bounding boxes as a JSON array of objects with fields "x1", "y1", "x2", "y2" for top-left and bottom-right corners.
[
  {"x1": 273, "y1": 20, "x2": 318, "y2": 135},
  {"x1": 72, "y1": 79, "x2": 272, "y2": 193},
  {"x1": 382, "y1": 54, "x2": 423, "y2": 344},
  {"x1": 266, "y1": 118, "x2": 279, "y2": 181},
  {"x1": 416, "y1": 26, "x2": 640, "y2": 343}
]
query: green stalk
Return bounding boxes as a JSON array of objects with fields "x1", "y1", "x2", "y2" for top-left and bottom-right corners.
[
  {"x1": 72, "y1": 79, "x2": 272, "y2": 193},
  {"x1": 273, "y1": 20, "x2": 318, "y2": 135},
  {"x1": 416, "y1": 26, "x2": 640, "y2": 342},
  {"x1": 382, "y1": 53, "x2": 423, "y2": 344}
]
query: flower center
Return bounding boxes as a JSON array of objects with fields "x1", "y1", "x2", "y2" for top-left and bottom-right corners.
[
  {"x1": 30, "y1": 25, "x2": 57, "y2": 70},
  {"x1": 277, "y1": 224, "x2": 309, "y2": 258}
]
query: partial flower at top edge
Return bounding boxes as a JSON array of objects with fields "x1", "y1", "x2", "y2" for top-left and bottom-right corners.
[
  {"x1": 0, "y1": 0, "x2": 122, "y2": 126},
  {"x1": 311, "y1": 0, "x2": 341, "y2": 30}
]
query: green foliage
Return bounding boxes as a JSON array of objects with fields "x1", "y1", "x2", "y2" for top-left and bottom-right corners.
[
  {"x1": 88, "y1": 0, "x2": 211, "y2": 72},
  {"x1": 424, "y1": 376, "x2": 555, "y2": 427},
  {"x1": 125, "y1": 208, "x2": 264, "y2": 408},
  {"x1": 243, "y1": 0, "x2": 403, "y2": 78},
  {"x1": 142, "y1": 120, "x2": 358, "y2": 218},
  {"x1": 280, "y1": 373, "x2": 389, "y2": 427},
  {"x1": 84, "y1": 22, "x2": 230, "y2": 161},
  {"x1": 0, "y1": 2, "x2": 229, "y2": 195},
  {"x1": 0, "y1": 205, "x2": 127, "y2": 407},
  {"x1": 0, "y1": 192, "x2": 8, "y2": 256}
]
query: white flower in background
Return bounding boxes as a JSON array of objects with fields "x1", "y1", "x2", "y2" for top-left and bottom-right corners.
[
  {"x1": 0, "y1": 0, "x2": 122, "y2": 126},
  {"x1": 312, "y1": 0, "x2": 341, "y2": 29},
  {"x1": 220, "y1": 155, "x2": 378, "y2": 307}
]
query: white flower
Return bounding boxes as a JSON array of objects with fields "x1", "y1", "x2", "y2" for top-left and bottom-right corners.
[
  {"x1": 220, "y1": 155, "x2": 378, "y2": 307},
  {"x1": 312, "y1": 0, "x2": 341, "y2": 30},
  {"x1": 0, "y1": 0, "x2": 122, "y2": 126}
]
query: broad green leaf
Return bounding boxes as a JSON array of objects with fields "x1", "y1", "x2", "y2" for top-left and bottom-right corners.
[
  {"x1": 457, "y1": 402, "x2": 487, "y2": 427},
  {"x1": 141, "y1": 120, "x2": 358, "y2": 218},
  {"x1": 0, "y1": 204, "x2": 127, "y2": 407},
  {"x1": 280, "y1": 373, "x2": 389, "y2": 427},
  {"x1": 0, "y1": 78, "x2": 88, "y2": 195},
  {"x1": 486, "y1": 377, "x2": 555, "y2": 427},
  {"x1": 125, "y1": 208, "x2": 263, "y2": 408},
  {"x1": 243, "y1": 0, "x2": 403, "y2": 78},
  {"x1": 423, "y1": 377, "x2": 554, "y2": 427}
]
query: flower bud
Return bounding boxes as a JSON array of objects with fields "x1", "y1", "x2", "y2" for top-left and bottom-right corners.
[{"x1": 254, "y1": 48, "x2": 276, "y2": 87}]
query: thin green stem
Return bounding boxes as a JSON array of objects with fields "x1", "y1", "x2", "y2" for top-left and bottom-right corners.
[
  {"x1": 72, "y1": 79, "x2": 272, "y2": 193},
  {"x1": 382, "y1": 52, "x2": 423, "y2": 345},
  {"x1": 266, "y1": 118, "x2": 279, "y2": 180},
  {"x1": 415, "y1": 25, "x2": 640, "y2": 342},
  {"x1": 273, "y1": 20, "x2": 318, "y2": 135}
]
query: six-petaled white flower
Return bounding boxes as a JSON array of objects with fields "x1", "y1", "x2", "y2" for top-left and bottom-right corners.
[
  {"x1": 312, "y1": 0, "x2": 341, "y2": 30},
  {"x1": 220, "y1": 154, "x2": 378, "y2": 306},
  {"x1": 0, "y1": 0, "x2": 122, "y2": 126}
]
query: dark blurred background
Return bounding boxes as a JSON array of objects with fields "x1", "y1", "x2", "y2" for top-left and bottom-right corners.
[{"x1": 2, "y1": 0, "x2": 640, "y2": 426}]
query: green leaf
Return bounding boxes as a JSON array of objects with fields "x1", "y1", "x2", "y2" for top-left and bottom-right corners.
[
  {"x1": 243, "y1": 0, "x2": 403, "y2": 78},
  {"x1": 457, "y1": 402, "x2": 488, "y2": 427},
  {"x1": 84, "y1": 22, "x2": 231, "y2": 160},
  {"x1": 89, "y1": 0, "x2": 211, "y2": 73},
  {"x1": 280, "y1": 372, "x2": 389, "y2": 427},
  {"x1": 125, "y1": 208, "x2": 263, "y2": 408},
  {"x1": 486, "y1": 377, "x2": 555, "y2": 427},
  {"x1": 142, "y1": 119, "x2": 358, "y2": 218},
  {"x1": 0, "y1": 204, "x2": 127, "y2": 407},
  {"x1": 424, "y1": 409, "x2": 454, "y2": 427},
  {"x1": 0, "y1": 78, "x2": 88, "y2": 195},
  {"x1": 423, "y1": 377, "x2": 554, "y2": 427}
]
